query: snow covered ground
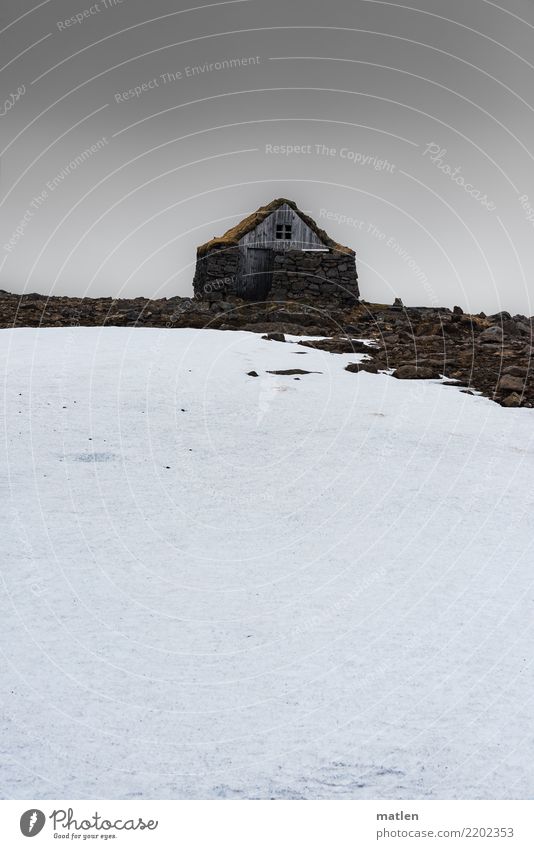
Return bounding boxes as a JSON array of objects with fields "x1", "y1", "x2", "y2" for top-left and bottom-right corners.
[{"x1": 1, "y1": 327, "x2": 533, "y2": 800}]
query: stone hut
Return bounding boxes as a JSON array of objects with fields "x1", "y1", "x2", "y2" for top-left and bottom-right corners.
[{"x1": 192, "y1": 198, "x2": 359, "y2": 303}]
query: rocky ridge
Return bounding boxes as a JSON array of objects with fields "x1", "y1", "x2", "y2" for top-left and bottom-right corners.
[{"x1": 0, "y1": 290, "x2": 532, "y2": 408}]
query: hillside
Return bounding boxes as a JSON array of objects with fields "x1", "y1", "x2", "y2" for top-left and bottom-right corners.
[
  {"x1": 0, "y1": 291, "x2": 532, "y2": 408},
  {"x1": 1, "y1": 327, "x2": 533, "y2": 799}
]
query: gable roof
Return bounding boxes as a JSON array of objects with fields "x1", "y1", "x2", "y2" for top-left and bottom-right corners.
[{"x1": 196, "y1": 198, "x2": 355, "y2": 256}]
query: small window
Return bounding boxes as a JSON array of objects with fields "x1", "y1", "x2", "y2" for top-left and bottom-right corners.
[{"x1": 275, "y1": 222, "x2": 292, "y2": 240}]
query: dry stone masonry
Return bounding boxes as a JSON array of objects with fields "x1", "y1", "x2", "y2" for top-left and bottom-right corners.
[
  {"x1": 193, "y1": 198, "x2": 359, "y2": 304},
  {"x1": 270, "y1": 249, "x2": 359, "y2": 303}
]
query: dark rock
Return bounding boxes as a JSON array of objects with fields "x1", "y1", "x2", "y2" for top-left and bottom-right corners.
[
  {"x1": 489, "y1": 311, "x2": 512, "y2": 321},
  {"x1": 479, "y1": 326, "x2": 503, "y2": 343},
  {"x1": 266, "y1": 368, "x2": 321, "y2": 375},
  {"x1": 262, "y1": 332, "x2": 286, "y2": 342},
  {"x1": 498, "y1": 374, "x2": 525, "y2": 393},
  {"x1": 298, "y1": 338, "x2": 373, "y2": 354},
  {"x1": 502, "y1": 365, "x2": 528, "y2": 377},
  {"x1": 393, "y1": 365, "x2": 440, "y2": 380},
  {"x1": 501, "y1": 392, "x2": 522, "y2": 407},
  {"x1": 511, "y1": 321, "x2": 531, "y2": 337},
  {"x1": 345, "y1": 363, "x2": 379, "y2": 374},
  {"x1": 247, "y1": 371, "x2": 258, "y2": 377}
]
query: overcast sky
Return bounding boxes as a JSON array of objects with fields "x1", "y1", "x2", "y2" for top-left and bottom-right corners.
[{"x1": 1, "y1": 0, "x2": 534, "y2": 313}]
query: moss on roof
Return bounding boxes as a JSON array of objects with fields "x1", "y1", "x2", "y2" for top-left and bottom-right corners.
[{"x1": 197, "y1": 198, "x2": 355, "y2": 256}]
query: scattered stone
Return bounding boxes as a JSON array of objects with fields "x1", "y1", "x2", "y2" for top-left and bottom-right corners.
[
  {"x1": 266, "y1": 368, "x2": 322, "y2": 375},
  {"x1": 498, "y1": 374, "x2": 525, "y2": 393},
  {"x1": 345, "y1": 363, "x2": 379, "y2": 374},
  {"x1": 479, "y1": 326, "x2": 503, "y2": 343},
  {"x1": 298, "y1": 338, "x2": 372, "y2": 354},
  {"x1": 489, "y1": 311, "x2": 512, "y2": 321},
  {"x1": 502, "y1": 365, "x2": 528, "y2": 377},
  {"x1": 501, "y1": 392, "x2": 522, "y2": 407},
  {"x1": 247, "y1": 370, "x2": 258, "y2": 377},
  {"x1": 262, "y1": 332, "x2": 286, "y2": 342},
  {"x1": 393, "y1": 365, "x2": 440, "y2": 380}
]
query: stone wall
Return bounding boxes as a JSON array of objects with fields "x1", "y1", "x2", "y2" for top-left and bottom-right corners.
[
  {"x1": 270, "y1": 250, "x2": 359, "y2": 303},
  {"x1": 192, "y1": 246, "x2": 359, "y2": 303},
  {"x1": 192, "y1": 246, "x2": 239, "y2": 299}
]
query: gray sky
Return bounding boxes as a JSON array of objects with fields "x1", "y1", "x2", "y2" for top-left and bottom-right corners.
[{"x1": 1, "y1": 0, "x2": 534, "y2": 313}]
